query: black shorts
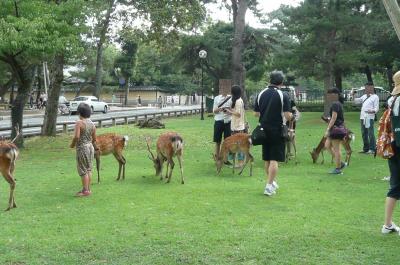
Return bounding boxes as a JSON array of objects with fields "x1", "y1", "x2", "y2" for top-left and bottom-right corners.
[
  {"x1": 213, "y1": 120, "x2": 231, "y2": 143},
  {"x1": 261, "y1": 127, "x2": 285, "y2": 162},
  {"x1": 388, "y1": 150, "x2": 400, "y2": 199}
]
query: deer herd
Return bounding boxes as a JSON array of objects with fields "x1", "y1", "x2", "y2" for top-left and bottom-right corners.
[{"x1": 1, "y1": 119, "x2": 356, "y2": 211}]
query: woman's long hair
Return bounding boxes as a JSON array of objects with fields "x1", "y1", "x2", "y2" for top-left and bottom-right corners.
[{"x1": 231, "y1": 85, "x2": 242, "y2": 108}]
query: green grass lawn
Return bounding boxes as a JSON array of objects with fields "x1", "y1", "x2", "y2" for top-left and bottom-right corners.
[{"x1": 1, "y1": 112, "x2": 399, "y2": 265}]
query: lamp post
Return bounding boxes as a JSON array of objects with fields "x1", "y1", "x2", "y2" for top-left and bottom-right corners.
[{"x1": 199, "y1": 49, "x2": 207, "y2": 120}]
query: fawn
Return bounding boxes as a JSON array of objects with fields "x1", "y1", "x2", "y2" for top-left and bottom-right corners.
[
  {"x1": 1, "y1": 126, "x2": 20, "y2": 211},
  {"x1": 215, "y1": 133, "x2": 254, "y2": 176},
  {"x1": 146, "y1": 132, "x2": 184, "y2": 184},
  {"x1": 310, "y1": 131, "x2": 354, "y2": 165},
  {"x1": 285, "y1": 120, "x2": 297, "y2": 164},
  {"x1": 95, "y1": 133, "x2": 128, "y2": 183}
]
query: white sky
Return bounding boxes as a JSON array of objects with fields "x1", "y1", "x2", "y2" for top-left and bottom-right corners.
[{"x1": 207, "y1": 0, "x2": 303, "y2": 28}]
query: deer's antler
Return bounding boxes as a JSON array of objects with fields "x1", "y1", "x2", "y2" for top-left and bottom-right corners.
[
  {"x1": 10, "y1": 124, "x2": 20, "y2": 143},
  {"x1": 145, "y1": 137, "x2": 156, "y2": 160}
]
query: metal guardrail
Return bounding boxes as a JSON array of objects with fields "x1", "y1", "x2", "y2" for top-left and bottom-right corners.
[{"x1": 0, "y1": 107, "x2": 202, "y2": 138}]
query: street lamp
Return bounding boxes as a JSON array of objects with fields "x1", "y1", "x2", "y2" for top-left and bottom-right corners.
[{"x1": 199, "y1": 49, "x2": 207, "y2": 120}]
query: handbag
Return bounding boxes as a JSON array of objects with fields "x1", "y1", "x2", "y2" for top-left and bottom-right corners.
[
  {"x1": 251, "y1": 88, "x2": 273, "y2": 145},
  {"x1": 329, "y1": 125, "x2": 347, "y2": 138},
  {"x1": 376, "y1": 108, "x2": 395, "y2": 159}
]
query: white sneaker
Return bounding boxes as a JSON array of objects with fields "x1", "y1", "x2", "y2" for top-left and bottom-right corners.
[
  {"x1": 381, "y1": 223, "x2": 400, "y2": 234},
  {"x1": 272, "y1": 181, "x2": 279, "y2": 190},
  {"x1": 264, "y1": 184, "x2": 276, "y2": 196}
]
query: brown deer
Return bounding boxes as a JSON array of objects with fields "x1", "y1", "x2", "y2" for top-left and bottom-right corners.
[
  {"x1": 285, "y1": 120, "x2": 297, "y2": 164},
  {"x1": 1, "y1": 126, "x2": 20, "y2": 211},
  {"x1": 146, "y1": 132, "x2": 184, "y2": 184},
  {"x1": 95, "y1": 133, "x2": 128, "y2": 183},
  {"x1": 310, "y1": 131, "x2": 354, "y2": 165},
  {"x1": 215, "y1": 133, "x2": 254, "y2": 176}
]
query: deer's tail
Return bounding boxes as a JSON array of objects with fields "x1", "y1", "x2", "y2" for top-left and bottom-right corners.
[
  {"x1": 171, "y1": 136, "x2": 183, "y2": 153},
  {"x1": 123, "y1": 136, "x2": 129, "y2": 147},
  {"x1": 5, "y1": 146, "x2": 18, "y2": 166}
]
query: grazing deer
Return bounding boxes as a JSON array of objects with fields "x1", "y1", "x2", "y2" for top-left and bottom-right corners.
[
  {"x1": 285, "y1": 121, "x2": 297, "y2": 164},
  {"x1": 1, "y1": 126, "x2": 20, "y2": 211},
  {"x1": 310, "y1": 131, "x2": 354, "y2": 165},
  {"x1": 95, "y1": 133, "x2": 129, "y2": 183},
  {"x1": 146, "y1": 132, "x2": 184, "y2": 184},
  {"x1": 215, "y1": 133, "x2": 254, "y2": 176}
]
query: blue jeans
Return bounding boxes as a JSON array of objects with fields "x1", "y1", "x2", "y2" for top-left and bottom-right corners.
[{"x1": 361, "y1": 119, "x2": 376, "y2": 152}]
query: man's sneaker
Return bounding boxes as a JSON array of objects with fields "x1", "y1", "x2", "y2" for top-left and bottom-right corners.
[
  {"x1": 329, "y1": 168, "x2": 342, "y2": 175},
  {"x1": 382, "y1": 176, "x2": 391, "y2": 181},
  {"x1": 381, "y1": 223, "x2": 400, "y2": 234},
  {"x1": 264, "y1": 184, "x2": 276, "y2": 196},
  {"x1": 340, "y1": 162, "x2": 347, "y2": 170},
  {"x1": 75, "y1": 189, "x2": 91, "y2": 197},
  {"x1": 272, "y1": 181, "x2": 279, "y2": 190},
  {"x1": 367, "y1": 150, "x2": 375, "y2": 155},
  {"x1": 358, "y1": 150, "x2": 367, "y2": 154}
]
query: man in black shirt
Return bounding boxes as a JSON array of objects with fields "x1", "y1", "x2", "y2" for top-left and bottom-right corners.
[{"x1": 254, "y1": 71, "x2": 293, "y2": 196}]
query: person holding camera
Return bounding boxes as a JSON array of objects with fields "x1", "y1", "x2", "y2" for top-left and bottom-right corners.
[
  {"x1": 213, "y1": 89, "x2": 232, "y2": 164},
  {"x1": 353, "y1": 82, "x2": 379, "y2": 154}
]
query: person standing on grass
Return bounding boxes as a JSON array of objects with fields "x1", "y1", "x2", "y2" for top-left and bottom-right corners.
[
  {"x1": 224, "y1": 85, "x2": 246, "y2": 167},
  {"x1": 382, "y1": 71, "x2": 400, "y2": 234},
  {"x1": 353, "y1": 82, "x2": 379, "y2": 154},
  {"x1": 70, "y1": 103, "x2": 98, "y2": 197},
  {"x1": 254, "y1": 71, "x2": 293, "y2": 196},
  {"x1": 324, "y1": 88, "x2": 347, "y2": 175},
  {"x1": 213, "y1": 88, "x2": 232, "y2": 164}
]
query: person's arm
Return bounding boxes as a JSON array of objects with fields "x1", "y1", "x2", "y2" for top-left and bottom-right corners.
[
  {"x1": 353, "y1": 94, "x2": 365, "y2": 104},
  {"x1": 225, "y1": 100, "x2": 242, "y2": 118},
  {"x1": 213, "y1": 97, "x2": 222, "y2": 114},
  {"x1": 373, "y1": 95, "x2": 379, "y2": 114},
  {"x1": 325, "y1": 111, "x2": 337, "y2": 136},
  {"x1": 70, "y1": 121, "x2": 81, "y2": 148}
]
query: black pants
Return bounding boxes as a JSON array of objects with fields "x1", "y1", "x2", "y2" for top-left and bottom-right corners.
[{"x1": 213, "y1": 120, "x2": 231, "y2": 143}]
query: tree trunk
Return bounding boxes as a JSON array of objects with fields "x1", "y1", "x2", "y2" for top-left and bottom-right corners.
[
  {"x1": 334, "y1": 68, "x2": 342, "y2": 91},
  {"x1": 323, "y1": 71, "x2": 334, "y2": 116},
  {"x1": 387, "y1": 64, "x2": 394, "y2": 92},
  {"x1": 11, "y1": 68, "x2": 34, "y2": 147},
  {"x1": 364, "y1": 65, "x2": 373, "y2": 83},
  {"x1": 42, "y1": 54, "x2": 64, "y2": 136},
  {"x1": 0, "y1": 77, "x2": 14, "y2": 101},
  {"x1": 94, "y1": 0, "x2": 115, "y2": 98},
  {"x1": 231, "y1": 0, "x2": 248, "y2": 105},
  {"x1": 382, "y1": 0, "x2": 400, "y2": 41}
]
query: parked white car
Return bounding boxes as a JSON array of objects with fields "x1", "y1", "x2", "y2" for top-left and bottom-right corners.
[{"x1": 69, "y1": 96, "x2": 108, "y2": 114}]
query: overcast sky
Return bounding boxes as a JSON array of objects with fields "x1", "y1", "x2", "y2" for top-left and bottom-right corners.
[{"x1": 207, "y1": 0, "x2": 303, "y2": 28}]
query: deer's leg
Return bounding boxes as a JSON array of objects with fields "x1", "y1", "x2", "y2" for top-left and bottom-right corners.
[
  {"x1": 95, "y1": 152, "x2": 101, "y2": 183},
  {"x1": 239, "y1": 151, "x2": 253, "y2": 176},
  {"x1": 166, "y1": 159, "x2": 175, "y2": 183},
  {"x1": 293, "y1": 136, "x2": 298, "y2": 164},
  {"x1": 114, "y1": 153, "x2": 126, "y2": 181},
  {"x1": 177, "y1": 154, "x2": 184, "y2": 184},
  {"x1": 10, "y1": 161, "x2": 16, "y2": 208},
  {"x1": 2, "y1": 170, "x2": 16, "y2": 211},
  {"x1": 164, "y1": 162, "x2": 169, "y2": 180},
  {"x1": 232, "y1": 153, "x2": 236, "y2": 174},
  {"x1": 121, "y1": 155, "x2": 126, "y2": 180}
]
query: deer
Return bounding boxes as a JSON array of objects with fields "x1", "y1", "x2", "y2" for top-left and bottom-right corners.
[
  {"x1": 310, "y1": 130, "x2": 354, "y2": 165},
  {"x1": 1, "y1": 125, "x2": 20, "y2": 211},
  {"x1": 95, "y1": 133, "x2": 129, "y2": 183},
  {"x1": 285, "y1": 120, "x2": 297, "y2": 164},
  {"x1": 215, "y1": 133, "x2": 254, "y2": 176},
  {"x1": 146, "y1": 132, "x2": 184, "y2": 184}
]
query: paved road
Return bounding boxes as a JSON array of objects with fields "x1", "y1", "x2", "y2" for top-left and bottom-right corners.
[{"x1": 0, "y1": 105, "x2": 201, "y2": 138}]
